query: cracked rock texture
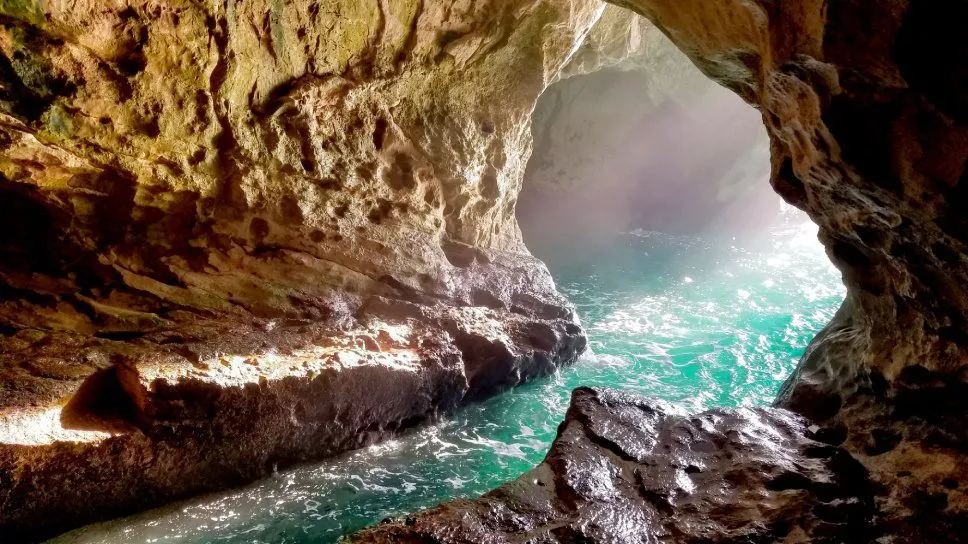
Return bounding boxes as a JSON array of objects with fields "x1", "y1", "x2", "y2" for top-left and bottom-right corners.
[
  {"x1": 0, "y1": 0, "x2": 611, "y2": 540},
  {"x1": 354, "y1": 0, "x2": 968, "y2": 542}
]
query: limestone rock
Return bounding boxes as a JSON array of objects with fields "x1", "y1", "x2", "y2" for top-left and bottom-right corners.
[
  {"x1": 616, "y1": 1, "x2": 968, "y2": 537},
  {"x1": 0, "y1": 0, "x2": 605, "y2": 539},
  {"x1": 615, "y1": 0, "x2": 968, "y2": 412},
  {"x1": 0, "y1": 0, "x2": 605, "y2": 319},
  {"x1": 4, "y1": 0, "x2": 968, "y2": 541}
]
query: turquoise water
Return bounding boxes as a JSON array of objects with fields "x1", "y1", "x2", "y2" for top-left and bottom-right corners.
[{"x1": 55, "y1": 211, "x2": 845, "y2": 544}]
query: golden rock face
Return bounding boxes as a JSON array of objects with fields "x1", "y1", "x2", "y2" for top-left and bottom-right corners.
[
  {"x1": 0, "y1": 0, "x2": 609, "y2": 320},
  {"x1": 0, "y1": 1, "x2": 623, "y2": 539}
]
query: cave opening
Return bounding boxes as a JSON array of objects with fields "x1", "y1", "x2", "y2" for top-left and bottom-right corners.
[
  {"x1": 51, "y1": 16, "x2": 847, "y2": 544},
  {"x1": 514, "y1": 26, "x2": 846, "y2": 411},
  {"x1": 11, "y1": 0, "x2": 968, "y2": 540}
]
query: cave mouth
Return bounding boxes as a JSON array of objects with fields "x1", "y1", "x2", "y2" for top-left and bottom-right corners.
[
  {"x1": 51, "y1": 25, "x2": 846, "y2": 544},
  {"x1": 515, "y1": 41, "x2": 846, "y2": 413}
]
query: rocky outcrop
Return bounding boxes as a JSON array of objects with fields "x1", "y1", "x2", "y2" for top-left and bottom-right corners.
[
  {"x1": 356, "y1": 389, "x2": 968, "y2": 543},
  {"x1": 518, "y1": 9, "x2": 777, "y2": 260},
  {"x1": 352, "y1": 0, "x2": 968, "y2": 541},
  {"x1": 0, "y1": 1, "x2": 604, "y2": 540},
  {"x1": 352, "y1": 387, "x2": 882, "y2": 543},
  {"x1": 622, "y1": 4, "x2": 968, "y2": 531},
  {"x1": 0, "y1": 295, "x2": 585, "y2": 542}
]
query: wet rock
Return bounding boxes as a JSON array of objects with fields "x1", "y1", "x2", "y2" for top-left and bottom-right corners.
[
  {"x1": 613, "y1": 0, "x2": 968, "y2": 429},
  {"x1": 350, "y1": 387, "x2": 880, "y2": 543},
  {"x1": 0, "y1": 301, "x2": 584, "y2": 542},
  {"x1": 3, "y1": 0, "x2": 968, "y2": 541}
]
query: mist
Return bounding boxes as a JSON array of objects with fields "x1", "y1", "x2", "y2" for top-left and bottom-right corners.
[{"x1": 517, "y1": 52, "x2": 781, "y2": 264}]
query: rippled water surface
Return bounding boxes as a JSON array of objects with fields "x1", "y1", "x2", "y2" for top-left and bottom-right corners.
[{"x1": 55, "y1": 210, "x2": 845, "y2": 544}]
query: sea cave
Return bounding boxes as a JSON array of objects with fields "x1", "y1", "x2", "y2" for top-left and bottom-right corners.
[{"x1": 1, "y1": 1, "x2": 967, "y2": 543}]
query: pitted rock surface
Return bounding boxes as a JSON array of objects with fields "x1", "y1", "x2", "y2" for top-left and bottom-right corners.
[
  {"x1": 611, "y1": 0, "x2": 968, "y2": 416},
  {"x1": 351, "y1": 387, "x2": 880, "y2": 543},
  {"x1": 0, "y1": 1, "x2": 608, "y2": 540},
  {"x1": 614, "y1": 1, "x2": 968, "y2": 537}
]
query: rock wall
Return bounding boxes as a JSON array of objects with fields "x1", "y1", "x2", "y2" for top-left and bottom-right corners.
[
  {"x1": 354, "y1": 0, "x2": 968, "y2": 541},
  {"x1": 0, "y1": 0, "x2": 602, "y2": 323},
  {"x1": 0, "y1": 1, "x2": 615, "y2": 540},
  {"x1": 612, "y1": 0, "x2": 968, "y2": 413}
]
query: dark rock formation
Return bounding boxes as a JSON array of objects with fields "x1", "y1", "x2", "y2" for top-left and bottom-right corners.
[
  {"x1": 617, "y1": 0, "x2": 968, "y2": 417},
  {"x1": 355, "y1": 388, "x2": 968, "y2": 543},
  {"x1": 352, "y1": 387, "x2": 881, "y2": 543},
  {"x1": 627, "y1": 0, "x2": 968, "y2": 536}
]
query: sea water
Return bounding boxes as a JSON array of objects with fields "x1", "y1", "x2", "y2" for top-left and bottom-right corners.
[{"x1": 53, "y1": 209, "x2": 845, "y2": 544}]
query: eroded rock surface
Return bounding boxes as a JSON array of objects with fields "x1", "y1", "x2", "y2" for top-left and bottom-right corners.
[
  {"x1": 619, "y1": 0, "x2": 968, "y2": 536},
  {"x1": 615, "y1": 0, "x2": 968, "y2": 417},
  {"x1": 0, "y1": 0, "x2": 605, "y2": 540},
  {"x1": 352, "y1": 387, "x2": 882, "y2": 543},
  {"x1": 353, "y1": 388, "x2": 968, "y2": 543}
]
